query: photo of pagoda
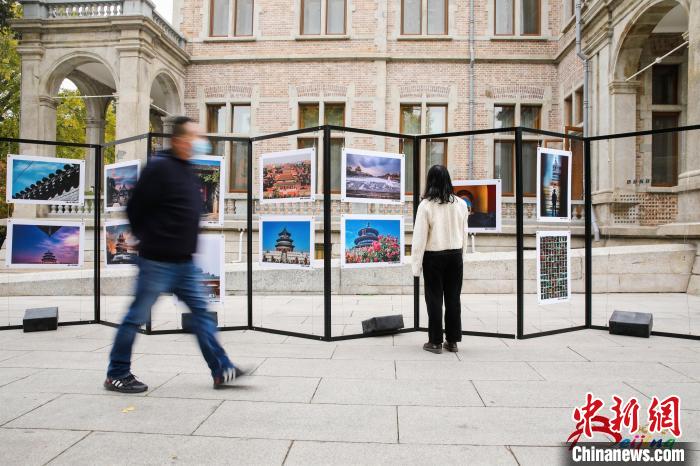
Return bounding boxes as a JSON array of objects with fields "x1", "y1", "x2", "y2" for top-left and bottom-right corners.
[
  {"x1": 538, "y1": 149, "x2": 571, "y2": 221},
  {"x1": 260, "y1": 217, "x2": 313, "y2": 268},
  {"x1": 193, "y1": 234, "x2": 224, "y2": 302},
  {"x1": 105, "y1": 221, "x2": 139, "y2": 267},
  {"x1": 342, "y1": 215, "x2": 403, "y2": 268},
  {"x1": 105, "y1": 161, "x2": 139, "y2": 211},
  {"x1": 9, "y1": 155, "x2": 84, "y2": 205},
  {"x1": 261, "y1": 149, "x2": 313, "y2": 202},
  {"x1": 342, "y1": 149, "x2": 403, "y2": 204},
  {"x1": 8, "y1": 221, "x2": 82, "y2": 268}
]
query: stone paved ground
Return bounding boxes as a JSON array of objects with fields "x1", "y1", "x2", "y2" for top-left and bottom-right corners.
[{"x1": 0, "y1": 325, "x2": 698, "y2": 465}]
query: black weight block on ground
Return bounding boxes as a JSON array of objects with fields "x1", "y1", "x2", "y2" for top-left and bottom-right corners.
[
  {"x1": 23, "y1": 307, "x2": 59, "y2": 332},
  {"x1": 181, "y1": 311, "x2": 218, "y2": 332},
  {"x1": 609, "y1": 310, "x2": 653, "y2": 338},
  {"x1": 362, "y1": 315, "x2": 404, "y2": 334}
]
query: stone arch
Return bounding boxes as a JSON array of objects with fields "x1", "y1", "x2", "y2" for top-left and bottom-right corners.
[
  {"x1": 42, "y1": 51, "x2": 118, "y2": 98},
  {"x1": 612, "y1": 0, "x2": 687, "y2": 81},
  {"x1": 150, "y1": 69, "x2": 183, "y2": 116}
]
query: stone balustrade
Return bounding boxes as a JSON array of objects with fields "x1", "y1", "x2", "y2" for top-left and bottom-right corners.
[
  {"x1": 48, "y1": 195, "x2": 97, "y2": 217},
  {"x1": 48, "y1": 1, "x2": 122, "y2": 17}
]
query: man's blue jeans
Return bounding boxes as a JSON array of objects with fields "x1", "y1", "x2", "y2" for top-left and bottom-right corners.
[{"x1": 107, "y1": 258, "x2": 232, "y2": 379}]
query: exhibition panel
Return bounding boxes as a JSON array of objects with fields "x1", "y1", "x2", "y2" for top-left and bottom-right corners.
[{"x1": 0, "y1": 135, "x2": 98, "y2": 330}]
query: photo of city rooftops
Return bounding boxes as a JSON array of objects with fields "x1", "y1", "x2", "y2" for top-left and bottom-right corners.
[{"x1": 260, "y1": 148, "x2": 314, "y2": 203}]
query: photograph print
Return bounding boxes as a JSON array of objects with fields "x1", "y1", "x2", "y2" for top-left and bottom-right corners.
[
  {"x1": 341, "y1": 148, "x2": 404, "y2": 205},
  {"x1": 6, "y1": 219, "x2": 84, "y2": 269},
  {"x1": 193, "y1": 234, "x2": 225, "y2": 302},
  {"x1": 260, "y1": 148, "x2": 315, "y2": 203},
  {"x1": 191, "y1": 155, "x2": 225, "y2": 227},
  {"x1": 105, "y1": 160, "x2": 140, "y2": 212},
  {"x1": 453, "y1": 179, "x2": 502, "y2": 233},
  {"x1": 104, "y1": 220, "x2": 139, "y2": 268},
  {"x1": 259, "y1": 215, "x2": 314, "y2": 269},
  {"x1": 7, "y1": 154, "x2": 85, "y2": 205},
  {"x1": 537, "y1": 147, "x2": 572, "y2": 223},
  {"x1": 341, "y1": 214, "x2": 404, "y2": 268},
  {"x1": 536, "y1": 230, "x2": 571, "y2": 305}
]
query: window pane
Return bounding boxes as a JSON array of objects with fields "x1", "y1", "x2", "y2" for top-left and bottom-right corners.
[
  {"x1": 207, "y1": 104, "x2": 225, "y2": 133},
  {"x1": 522, "y1": 141, "x2": 537, "y2": 195},
  {"x1": 235, "y1": 0, "x2": 253, "y2": 35},
  {"x1": 401, "y1": 105, "x2": 421, "y2": 133},
  {"x1": 230, "y1": 141, "x2": 248, "y2": 191},
  {"x1": 402, "y1": 0, "x2": 421, "y2": 34},
  {"x1": 521, "y1": 105, "x2": 541, "y2": 129},
  {"x1": 427, "y1": 0, "x2": 446, "y2": 35},
  {"x1": 652, "y1": 114, "x2": 678, "y2": 186},
  {"x1": 302, "y1": 0, "x2": 321, "y2": 34},
  {"x1": 652, "y1": 65, "x2": 679, "y2": 105},
  {"x1": 427, "y1": 140, "x2": 446, "y2": 167},
  {"x1": 521, "y1": 0, "x2": 539, "y2": 35},
  {"x1": 211, "y1": 0, "x2": 229, "y2": 35},
  {"x1": 427, "y1": 105, "x2": 446, "y2": 133},
  {"x1": 495, "y1": 141, "x2": 514, "y2": 193},
  {"x1": 325, "y1": 103, "x2": 345, "y2": 126},
  {"x1": 401, "y1": 139, "x2": 414, "y2": 193},
  {"x1": 330, "y1": 138, "x2": 344, "y2": 191},
  {"x1": 495, "y1": 0, "x2": 513, "y2": 35},
  {"x1": 232, "y1": 105, "x2": 251, "y2": 134},
  {"x1": 299, "y1": 104, "x2": 319, "y2": 128},
  {"x1": 327, "y1": 0, "x2": 345, "y2": 34},
  {"x1": 494, "y1": 105, "x2": 515, "y2": 128}
]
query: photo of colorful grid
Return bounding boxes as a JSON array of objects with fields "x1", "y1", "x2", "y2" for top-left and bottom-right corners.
[{"x1": 536, "y1": 231, "x2": 571, "y2": 304}]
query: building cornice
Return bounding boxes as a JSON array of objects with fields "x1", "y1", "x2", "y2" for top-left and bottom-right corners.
[{"x1": 189, "y1": 55, "x2": 557, "y2": 65}]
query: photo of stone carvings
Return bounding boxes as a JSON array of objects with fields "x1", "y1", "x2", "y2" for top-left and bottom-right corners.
[
  {"x1": 259, "y1": 216, "x2": 313, "y2": 269},
  {"x1": 193, "y1": 234, "x2": 224, "y2": 302},
  {"x1": 6, "y1": 220, "x2": 83, "y2": 268},
  {"x1": 104, "y1": 221, "x2": 139, "y2": 268},
  {"x1": 105, "y1": 160, "x2": 139, "y2": 212},
  {"x1": 191, "y1": 156, "x2": 224, "y2": 226},
  {"x1": 341, "y1": 215, "x2": 403, "y2": 268},
  {"x1": 536, "y1": 231, "x2": 570, "y2": 304},
  {"x1": 342, "y1": 149, "x2": 404, "y2": 204},
  {"x1": 453, "y1": 179, "x2": 502, "y2": 233},
  {"x1": 7, "y1": 154, "x2": 84, "y2": 205},
  {"x1": 538, "y1": 148, "x2": 571, "y2": 222},
  {"x1": 260, "y1": 148, "x2": 314, "y2": 203}
]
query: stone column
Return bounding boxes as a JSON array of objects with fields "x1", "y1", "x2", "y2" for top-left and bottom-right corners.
[
  {"x1": 678, "y1": 3, "x2": 700, "y2": 223},
  {"x1": 161, "y1": 115, "x2": 175, "y2": 149},
  {"x1": 84, "y1": 117, "x2": 106, "y2": 190},
  {"x1": 608, "y1": 80, "x2": 640, "y2": 192},
  {"x1": 115, "y1": 44, "x2": 152, "y2": 163}
]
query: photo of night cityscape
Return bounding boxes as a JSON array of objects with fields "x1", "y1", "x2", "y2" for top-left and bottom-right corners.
[
  {"x1": 260, "y1": 149, "x2": 314, "y2": 203},
  {"x1": 105, "y1": 221, "x2": 139, "y2": 267},
  {"x1": 105, "y1": 161, "x2": 139, "y2": 211},
  {"x1": 7, "y1": 221, "x2": 83, "y2": 268}
]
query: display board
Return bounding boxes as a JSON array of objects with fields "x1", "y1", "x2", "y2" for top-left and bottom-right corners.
[
  {"x1": 6, "y1": 219, "x2": 84, "y2": 269},
  {"x1": 536, "y1": 230, "x2": 571, "y2": 304},
  {"x1": 453, "y1": 179, "x2": 502, "y2": 233},
  {"x1": 6, "y1": 154, "x2": 85, "y2": 206}
]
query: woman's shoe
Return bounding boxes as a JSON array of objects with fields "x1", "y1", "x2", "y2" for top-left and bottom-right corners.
[
  {"x1": 423, "y1": 342, "x2": 442, "y2": 354},
  {"x1": 443, "y1": 342, "x2": 458, "y2": 352}
]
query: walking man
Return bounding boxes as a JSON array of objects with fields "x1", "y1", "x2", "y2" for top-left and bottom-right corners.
[
  {"x1": 551, "y1": 188, "x2": 558, "y2": 216},
  {"x1": 104, "y1": 116, "x2": 244, "y2": 393}
]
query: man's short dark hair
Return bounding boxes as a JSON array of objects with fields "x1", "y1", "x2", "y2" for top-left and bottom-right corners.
[{"x1": 171, "y1": 116, "x2": 194, "y2": 138}]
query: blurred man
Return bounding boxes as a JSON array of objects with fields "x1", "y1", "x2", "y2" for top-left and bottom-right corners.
[{"x1": 104, "y1": 116, "x2": 245, "y2": 393}]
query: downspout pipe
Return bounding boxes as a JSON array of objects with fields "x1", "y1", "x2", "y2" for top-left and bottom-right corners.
[
  {"x1": 468, "y1": 0, "x2": 475, "y2": 179},
  {"x1": 575, "y1": 0, "x2": 600, "y2": 241}
]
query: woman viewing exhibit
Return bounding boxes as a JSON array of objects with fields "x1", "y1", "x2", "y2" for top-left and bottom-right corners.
[{"x1": 412, "y1": 165, "x2": 469, "y2": 354}]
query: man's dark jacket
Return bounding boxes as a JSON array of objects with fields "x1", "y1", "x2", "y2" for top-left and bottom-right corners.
[{"x1": 127, "y1": 149, "x2": 202, "y2": 262}]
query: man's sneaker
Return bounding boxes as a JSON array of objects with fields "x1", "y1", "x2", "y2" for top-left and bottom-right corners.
[
  {"x1": 213, "y1": 365, "x2": 249, "y2": 389},
  {"x1": 104, "y1": 374, "x2": 148, "y2": 393},
  {"x1": 423, "y1": 342, "x2": 442, "y2": 354},
  {"x1": 443, "y1": 341, "x2": 458, "y2": 352}
]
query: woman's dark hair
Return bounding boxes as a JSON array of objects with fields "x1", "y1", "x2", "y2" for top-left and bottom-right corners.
[{"x1": 422, "y1": 164, "x2": 455, "y2": 204}]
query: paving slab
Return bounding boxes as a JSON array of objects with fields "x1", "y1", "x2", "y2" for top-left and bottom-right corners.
[
  {"x1": 0, "y1": 336, "x2": 111, "y2": 352},
  {"x1": 312, "y1": 377, "x2": 484, "y2": 407},
  {"x1": 0, "y1": 350, "x2": 27, "y2": 362},
  {"x1": 0, "y1": 392, "x2": 60, "y2": 425},
  {"x1": 569, "y1": 346, "x2": 700, "y2": 363},
  {"x1": 529, "y1": 362, "x2": 695, "y2": 383},
  {"x1": 457, "y1": 346, "x2": 586, "y2": 362},
  {"x1": 399, "y1": 406, "x2": 572, "y2": 446},
  {"x1": 332, "y1": 345, "x2": 459, "y2": 361},
  {"x1": 194, "y1": 400, "x2": 397, "y2": 442},
  {"x1": 94, "y1": 338, "x2": 203, "y2": 355},
  {"x1": 131, "y1": 354, "x2": 264, "y2": 374},
  {"x1": 6, "y1": 393, "x2": 222, "y2": 435},
  {"x1": 285, "y1": 441, "x2": 517, "y2": 466},
  {"x1": 0, "y1": 368, "x2": 177, "y2": 397},
  {"x1": 220, "y1": 342, "x2": 336, "y2": 359},
  {"x1": 665, "y1": 363, "x2": 700, "y2": 381},
  {"x1": 254, "y1": 358, "x2": 396, "y2": 379},
  {"x1": 623, "y1": 382, "x2": 700, "y2": 411},
  {"x1": 0, "y1": 428, "x2": 89, "y2": 466},
  {"x1": 395, "y1": 360, "x2": 542, "y2": 381},
  {"x1": 149, "y1": 373, "x2": 320, "y2": 403},
  {"x1": 473, "y1": 380, "x2": 646, "y2": 408},
  {"x1": 49, "y1": 431, "x2": 290, "y2": 466},
  {"x1": 509, "y1": 446, "x2": 566, "y2": 466},
  {"x1": 0, "y1": 350, "x2": 117, "y2": 371},
  {"x1": 0, "y1": 367, "x2": 40, "y2": 387}
]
